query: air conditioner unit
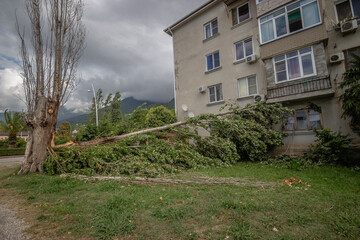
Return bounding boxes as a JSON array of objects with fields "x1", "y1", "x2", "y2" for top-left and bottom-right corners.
[
  {"x1": 198, "y1": 86, "x2": 206, "y2": 93},
  {"x1": 330, "y1": 52, "x2": 345, "y2": 64},
  {"x1": 254, "y1": 94, "x2": 265, "y2": 102},
  {"x1": 341, "y1": 19, "x2": 358, "y2": 34},
  {"x1": 246, "y1": 55, "x2": 257, "y2": 64}
]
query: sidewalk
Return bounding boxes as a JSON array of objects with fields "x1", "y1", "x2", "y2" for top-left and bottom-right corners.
[{"x1": 0, "y1": 157, "x2": 23, "y2": 169}]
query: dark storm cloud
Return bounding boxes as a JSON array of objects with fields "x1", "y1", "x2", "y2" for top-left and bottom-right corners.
[{"x1": 0, "y1": 0, "x2": 208, "y2": 112}]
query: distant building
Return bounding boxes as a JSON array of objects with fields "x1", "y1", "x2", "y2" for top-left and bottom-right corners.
[
  {"x1": 0, "y1": 131, "x2": 29, "y2": 141},
  {"x1": 165, "y1": 0, "x2": 360, "y2": 152}
]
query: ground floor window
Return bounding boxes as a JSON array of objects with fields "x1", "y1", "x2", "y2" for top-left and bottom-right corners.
[{"x1": 284, "y1": 109, "x2": 322, "y2": 131}]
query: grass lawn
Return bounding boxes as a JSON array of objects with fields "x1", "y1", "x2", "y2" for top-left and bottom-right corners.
[{"x1": 0, "y1": 163, "x2": 359, "y2": 240}]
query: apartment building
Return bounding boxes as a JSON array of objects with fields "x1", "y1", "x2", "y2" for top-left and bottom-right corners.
[{"x1": 165, "y1": 0, "x2": 360, "y2": 150}]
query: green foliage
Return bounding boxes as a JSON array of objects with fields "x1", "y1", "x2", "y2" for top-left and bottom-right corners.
[
  {"x1": 44, "y1": 135, "x2": 226, "y2": 177},
  {"x1": 55, "y1": 121, "x2": 72, "y2": 144},
  {"x1": 0, "y1": 138, "x2": 26, "y2": 148},
  {"x1": 339, "y1": 53, "x2": 360, "y2": 132},
  {"x1": 144, "y1": 105, "x2": 177, "y2": 128},
  {"x1": 0, "y1": 110, "x2": 26, "y2": 148},
  {"x1": 267, "y1": 154, "x2": 310, "y2": 171},
  {"x1": 89, "y1": 89, "x2": 123, "y2": 125},
  {"x1": 0, "y1": 148, "x2": 26, "y2": 156},
  {"x1": 124, "y1": 103, "x2": 149, "y2": 131},
  {"x1": 307, "y1": 128, "x2": 352, "y2": 165},
  {"x1": 189, "y1": 102, "x2": 292, "y2": 162},
  {"x1": 194, "y1": 136, "x2": 239, "y2": 165},
  {"x1": 108, "y1": 92, "x2": 122, "y2": 123}
]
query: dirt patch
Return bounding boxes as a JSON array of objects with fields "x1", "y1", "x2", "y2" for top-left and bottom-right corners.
[
  {"x1": 60, "y1": 174, "x2": 276, "y2": 187},
  {"x1": 0, "y1": 204, "x2": 29, "y2": 240}
]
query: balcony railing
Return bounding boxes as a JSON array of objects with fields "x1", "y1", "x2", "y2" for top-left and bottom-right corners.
[{"x1": 267, "y1": 76, "x2": 332, "y2": 99}]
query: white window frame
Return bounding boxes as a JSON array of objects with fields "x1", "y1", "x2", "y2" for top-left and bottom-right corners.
[
  {"x1": 334, "y1": 0, "x2": 357, "y2": 23},
  {"x1": 208, "y1": 84, "x2": 223, "y2": 103},
  {"x1": 204, "y1": 18, "x2": 218, "y2": 39},
  {"x1": 206, "y1": 51, "x2": 221, "y2": 72},
  {"x1": 256, "y1": 0, "x2": 266, "y2": 4},
  {"x1": 238, "y1": 75, "x2": 258, "y2": 97},
  {"x1": 236, "y1": 2, "x2": 251, "y2": 25},
  {"x1": 234, "y1": 37, "x2": 254, "y2": 61},
  {"x1": 273, "y1": 46, "x2": 317, "y2": 83},
  {"x1": 259, "y1": 0, "x2": 322, "y2": 44}
]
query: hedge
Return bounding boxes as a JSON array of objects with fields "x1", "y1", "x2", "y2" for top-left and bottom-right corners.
[{"x1": 0, "y1": 148, "x2": 26, "y2": 156}]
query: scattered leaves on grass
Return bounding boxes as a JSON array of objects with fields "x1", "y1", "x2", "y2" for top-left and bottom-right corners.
[{"x1": 283, "y1": 177, "x2": 308, "y2": 187}]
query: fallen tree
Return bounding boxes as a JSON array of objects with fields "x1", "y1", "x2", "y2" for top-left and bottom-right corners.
[
  {"x1": 45, "y1": 103, "x2": 293, "y2": 177},
  {"x1": 54, "y1": 121, "x2": 186, "y2": 148}
]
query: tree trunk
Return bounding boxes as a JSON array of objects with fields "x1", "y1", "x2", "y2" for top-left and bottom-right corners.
[
  {"x1": 19, "y1": 97, "x2": 58, "y2": 174},
  {"x1": 8, "y1": 134, "x2": 17, "y2": 149}
]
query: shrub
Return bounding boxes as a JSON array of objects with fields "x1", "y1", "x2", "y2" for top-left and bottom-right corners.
[
  {"x1": 0, "y1": 148, "x2": 26, "y2": 156},
  {"x1": 307, "y1": 128, "x2": 352, "y2": 165},
  {"x1": 144, "y1": 105, "x2": 177, "y2": 128},
  {"x1": 195, "y1": 136, "x2": 239, "y2": 165},
  {"x1": 267, "y1": 154, "x2": 310, "y2": 170},
  {"x1": 0, "y1": 137, "x2": 27, "y2": 148}
]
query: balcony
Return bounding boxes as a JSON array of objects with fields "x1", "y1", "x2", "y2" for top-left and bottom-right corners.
[{"x1": 267, "y1": 75, "x2": 334, "y2": 103}]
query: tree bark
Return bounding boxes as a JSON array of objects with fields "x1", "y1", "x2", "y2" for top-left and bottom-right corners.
[
  {"x1": 19, "y1": 97, "x2": 58, "y2": 174},
  {"x1": 8, "y1": 134, "x2": 17, "y2": 149}
]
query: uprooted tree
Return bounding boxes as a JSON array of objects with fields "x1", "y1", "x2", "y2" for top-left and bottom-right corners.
[{"x1": 17, "y1": 0, "x2": 85, "y2": 173}]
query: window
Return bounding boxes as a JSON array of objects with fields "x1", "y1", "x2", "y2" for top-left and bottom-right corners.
[
  {"x1": 259, "y1": 0, "x2": 321, "y2": 44},
  {"x1": 204, "y1": 19, "x2": 218, "y2": 39},
  {"x1": 274, "y1": 46, "x2": 316, "y2": 83},
  {"x1": 238, "y1": 76, "x2": 257, "y2": 97},
  {"x1": 208, "y1": 84, "x2": 223, "y2": 103},
  {"x1": 232, "y1": 3, "x2": 250, "y2": 26},
  {"x1": 206, "y1": 51, "x2": 220, "y2": 71},
  {"x1": 344, "y1": 47, "x2": 360, "y2": 70},
  {"x1": 256, "y1": 0, "x2": 266, "y2": 4},
  {"x1": 284, "y1": 109, "x2": 322, "y2": 131},
  {"x1": 235, "y1": 38, "x2": 253, "y2": 61},
  {"x1": 335, "y1": 0, "x2": 360, "y2": 22}
]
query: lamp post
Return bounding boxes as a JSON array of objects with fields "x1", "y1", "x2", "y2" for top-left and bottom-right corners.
[{"x1": 88, "y1": 83, "x2": 98, "y2": 127}]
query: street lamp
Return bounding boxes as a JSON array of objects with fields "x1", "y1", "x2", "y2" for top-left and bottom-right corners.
[{"x1": 88, "y1": 83, "x2": 99, "y2": 127}]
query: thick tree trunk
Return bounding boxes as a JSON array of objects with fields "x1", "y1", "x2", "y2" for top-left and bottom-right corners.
[
  {"x1": 19, "y1": 97, "x2": 58, "y2": 174},
  {"x1": 19, "y1": 126, "x2": 53, "y2": 173}
]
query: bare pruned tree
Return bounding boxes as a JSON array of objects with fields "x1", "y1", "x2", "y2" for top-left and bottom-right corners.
[{"x1": 17, "y1": 0, "x2": 85, "y2": 173}]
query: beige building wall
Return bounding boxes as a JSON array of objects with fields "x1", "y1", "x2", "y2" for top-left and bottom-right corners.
[
  {"x1": 168, "y1": 0, "x2": 360, "y2": 147},
  {"x1": 173, "y1": 0, "x2": 265, "y2": 121}
]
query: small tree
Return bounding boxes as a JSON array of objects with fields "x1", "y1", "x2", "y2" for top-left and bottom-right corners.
[
  {"x1": 56, "y1": 121, "x2": 72, "y2": 142},
  {"x1": 339, "y1": 53, "x2": 360, "y2": 133},
  {"x1": 0, "y1": 110, "x2": 25, "y2": 148},
  {"x1": 145, "y1": 105, "x2": 177, "y2": 128}
]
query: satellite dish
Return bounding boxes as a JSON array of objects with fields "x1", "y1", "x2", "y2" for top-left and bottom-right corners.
[
  {"x1": 188, "y1": 112, "x2": 195, "y2": 118},
  {"x1": 182, "y1": 104, "x2": 188, "y2": 112}
]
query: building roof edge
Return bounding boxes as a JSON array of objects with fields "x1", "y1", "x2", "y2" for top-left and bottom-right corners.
[{"x1": 164, "y1": 0, "x2": 218, "y2": 36}]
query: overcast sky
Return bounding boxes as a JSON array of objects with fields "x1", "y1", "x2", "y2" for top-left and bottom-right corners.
[{"x1": 0, "y1": 0, "x2": 208, "y2": 113}]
